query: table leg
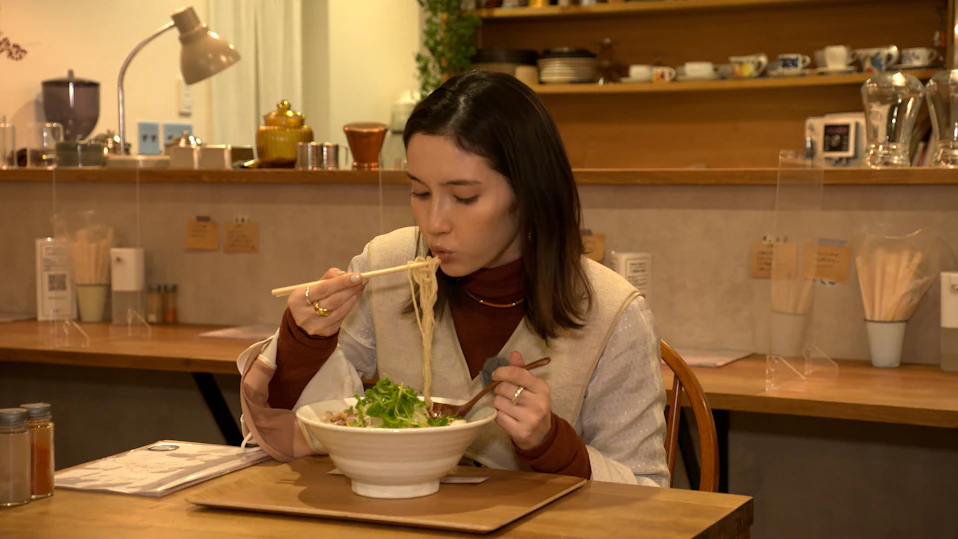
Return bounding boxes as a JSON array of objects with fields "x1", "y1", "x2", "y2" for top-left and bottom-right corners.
[
  {"x1": 714, "y1": 409, "x2": 730, "y2": 493},
  {"x1": 191, "y1": 372, "x2": 243, "y2": 446}
]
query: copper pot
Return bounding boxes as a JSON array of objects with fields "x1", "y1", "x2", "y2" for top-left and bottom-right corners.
[{"x1": 343, "y1": 122, "x2": 388, "y2": 170}]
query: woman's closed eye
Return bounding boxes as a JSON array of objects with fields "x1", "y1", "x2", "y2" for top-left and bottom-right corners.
[
  {"x1": 455, "y1": 195, "x2": 478, "y2": 205},
  {"x1": 410, "y1": 191, "x2": 430, "y2": 200}
]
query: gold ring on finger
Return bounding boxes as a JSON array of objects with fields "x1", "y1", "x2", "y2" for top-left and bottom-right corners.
[
  {"x1": 305, "y1": 285, "x2": 315, "y2": 307},
  {"x1": 511, "y1": 386, "x2": 525, "y2": 406},
  {"x1": 313, "y1": 301, "x2": 331, "y2": 317}
]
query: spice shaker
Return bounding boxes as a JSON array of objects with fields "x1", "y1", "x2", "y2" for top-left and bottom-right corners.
[
  {"x1": 19, "y1": 403, "x2": 54, "y2": 499},
  {"x1": 147, "y1": 285, "x2": 163, "y2": 324},
  {"x1": 0, "y1": 408, "x2": 32, "y2": 507},
  {"x1": 162, "y1": 284, "x2": 179, "y2": 324}
]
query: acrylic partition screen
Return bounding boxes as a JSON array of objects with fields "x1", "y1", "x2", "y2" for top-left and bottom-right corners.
[
  {"x1": 765, "y1": 151, "x2": 838, "y2": 391},
  {"x1": 49, "y1": 166, "x2": 150, "y2": 347}
]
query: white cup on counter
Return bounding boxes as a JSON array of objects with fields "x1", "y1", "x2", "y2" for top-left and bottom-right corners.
[
  {"x1": 628, "y1": 64, "x2": 653, "y2": 82},
  {"x1": 824, "y1": 45, "x2": 853, "y2": 68},
  {"x1": 683, "y1": 61, "x2": 715, "y2": 79}
]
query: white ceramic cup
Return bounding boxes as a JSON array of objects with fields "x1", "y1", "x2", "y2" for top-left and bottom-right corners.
[
  {"x1": 900, "y1": 47, "x2": 937, "y2": 66},
  {"x1": 777, "y1": 53, "x2": 811, "y2": 72},
  {"x1": 729, "y1": 53, "x2": 768, "y2": 77},
  {"x1": 684, "y1": 61, "x2": 715, "y2": 78},
  {"x1": 865, "y1": 320, "x2": 906, "y2": 368},
  {"x1": 652, "y1": 66, "x2": 676, "y2": 82},
  {"x1": 824, "y1": 45, "x2": 853, "y2": 68},
  {"x1": 628, "y1": 64, "x2": 653, "y2": 81}
]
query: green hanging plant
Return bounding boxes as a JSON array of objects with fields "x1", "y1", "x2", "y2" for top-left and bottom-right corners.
[{"x1": 415, "y1": 0, "x2": 481, "y2": 99}]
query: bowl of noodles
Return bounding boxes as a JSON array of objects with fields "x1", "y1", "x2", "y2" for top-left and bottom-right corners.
[{"x1": 296, "y1": 378, "x2": 497, "y2": 499}]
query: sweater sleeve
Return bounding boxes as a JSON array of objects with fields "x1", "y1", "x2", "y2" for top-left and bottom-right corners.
[
  {"x1": 267, "y1": 308, "x2": 339, "y2": 409},
  {"x1": 513, "y1": 413, "x2": 592, "y2": 479}
]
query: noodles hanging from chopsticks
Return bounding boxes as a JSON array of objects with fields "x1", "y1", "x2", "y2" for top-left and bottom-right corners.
[{"x1": 407, "y1": 256, "x2": 441, "y2": 404}]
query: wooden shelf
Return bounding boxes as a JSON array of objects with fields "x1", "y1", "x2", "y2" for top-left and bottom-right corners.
[
  {"x1": 472, "y1": 0, "x2": 836, "y2": 20},
  {"x1": 533, "y1": 69, "x2": 940, "y2": 95},
  {"x1": 0, "y1": 168, "x2": 409, "y2": 185},
  {"x1": 2, "y1": 167, "x2": 956, "y2": 186}
]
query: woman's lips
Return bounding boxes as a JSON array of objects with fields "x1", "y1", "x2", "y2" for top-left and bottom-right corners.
[{"x1": 430, "y1": 247, "x2": 453, "y2": 263}]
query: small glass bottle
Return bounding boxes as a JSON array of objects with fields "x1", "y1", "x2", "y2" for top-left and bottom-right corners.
[
  {"x1": 147, "y1": 285, "x2": 163, "y2": 324},
  {"x1": 20, "y1": 403, "x2": 54, "y2": 499},
  {"x1": 162, "y1": 284, "x2": 179, "y2": 324},
  {"x1": 0, "y1": 408, "x2": 31, "y2": 507}
]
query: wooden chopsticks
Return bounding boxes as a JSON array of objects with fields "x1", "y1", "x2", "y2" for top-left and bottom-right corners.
[{"x1": 270, "y1": 260, "x2": 434, "y2": 297}]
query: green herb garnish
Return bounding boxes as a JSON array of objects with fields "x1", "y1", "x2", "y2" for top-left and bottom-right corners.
[{"x1": 346, "y1": 378, "x2": 462, "y2": 428}]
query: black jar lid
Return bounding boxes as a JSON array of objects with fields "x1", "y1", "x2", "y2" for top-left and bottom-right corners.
[{"x1": 0, "y1": 408, "x2": 28, "y2": 427}]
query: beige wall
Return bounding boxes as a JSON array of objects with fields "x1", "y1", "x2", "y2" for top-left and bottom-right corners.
[
  {"x1": 0, "y1": 0, "x2": 214, "y2": 154},
  {"x1": 1, "y1": 178, "x2": 957, "y2": 538}
]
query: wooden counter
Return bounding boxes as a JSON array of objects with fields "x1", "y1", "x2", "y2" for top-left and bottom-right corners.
[
  {"x1": 0, "y1": 458, "x2": 754, "y2": 538},
  {"x1": 2, "y1": 167, "x2": 958, "y2": 186},
  {"x1": 2, "y1": 321, "x2": 956, "y2": 428}
]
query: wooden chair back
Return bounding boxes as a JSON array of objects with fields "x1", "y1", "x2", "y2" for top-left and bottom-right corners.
[{"x1": 661, "y1": 340, "x2": 720, "y2": 492}]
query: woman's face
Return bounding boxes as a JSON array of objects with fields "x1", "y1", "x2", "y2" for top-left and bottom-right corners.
[{"x1": 406, "y1": 134, "x2": 521, "y2": 277}]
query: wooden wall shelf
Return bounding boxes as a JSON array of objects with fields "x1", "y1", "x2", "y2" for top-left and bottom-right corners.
[
  {"x1": 533, "y1": 69, "x2": 939, "y2": 95},
  {"x1": 472, "y1": 0, "x2": 836, "y2": 20},
  {"x1": 2, "y1": 168, "x2": 956, "y2": 186}
]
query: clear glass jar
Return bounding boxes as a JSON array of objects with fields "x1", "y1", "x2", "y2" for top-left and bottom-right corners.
[
  {"x1": 20, "y1": 403, "x2": 54, "y2": 499},
  {"x1": 147, "y1": 285, "x2": 163, "y2": 324},
  {"x1": 925, "y1": 69, "x2": 958, "y2": 168},
  {"x1": 861, "y1": 72, "x2": 925, "y2": 168},
  {"x1": 0, "y1": 408, "x2": 32, "y2": 507}
]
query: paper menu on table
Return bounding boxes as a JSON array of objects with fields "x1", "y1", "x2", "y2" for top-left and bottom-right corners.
[{"x1": 55, "y1": 441, "x2": 269, "y2": 497}]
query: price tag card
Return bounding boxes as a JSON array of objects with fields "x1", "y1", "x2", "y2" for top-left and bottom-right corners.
[{"x1": 186, "y1": 217, "x2": 218, "y2": 251}]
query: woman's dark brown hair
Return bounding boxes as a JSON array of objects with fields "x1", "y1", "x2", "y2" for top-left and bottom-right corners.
[{"x1": 403, "y1": 70, "x2": 591, "y2": 340}]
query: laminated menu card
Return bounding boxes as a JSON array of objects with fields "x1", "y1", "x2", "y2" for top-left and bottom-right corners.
[{"x1": 55, "y1": 440, "x2": 269, "y2": 497}]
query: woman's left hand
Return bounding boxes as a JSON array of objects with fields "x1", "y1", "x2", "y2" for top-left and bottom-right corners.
[{"x1": 492, "y1": 351, "x2": 553, "y2": 450}]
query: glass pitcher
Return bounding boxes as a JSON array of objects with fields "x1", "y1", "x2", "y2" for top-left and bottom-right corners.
[
  {"x1": 861, "y1": 72, "x2": 924, "y2": 168},
  {"x1": 925, "y1": 70, "x2": 958, "y2": 167}
]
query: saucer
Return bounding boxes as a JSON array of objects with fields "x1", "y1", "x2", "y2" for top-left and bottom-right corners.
[
  {"x1": 767, "y1": 69, "x2": 810, "y2": 77},
  {"x1": 890, "y1": 63, "x2": 938, "y2": 70},
  {"x1": 814, "y1": 66, "x2": 857, "y2": 75},
  {"x1": 620, "y1": 77, "x2": 652, "y2": 84},
  {"x1": 676, "y1": 73, "x2": 718, "y2": 81}
]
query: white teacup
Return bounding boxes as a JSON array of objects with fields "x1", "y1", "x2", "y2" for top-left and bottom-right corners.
[
  {"x1": 854, "y1": 45, "x2": 899, "y2": 73},
  {"x1": 652, "y1": 66, "x2": 676, "y2": 83},
  {"x1": 683, "y1": 61, "x2": 715, "y2": 78},
  {"x1": 628, "y1": 64, "x2": 653, "y2": 82},
  {"x1": 824, "y1": 45, "x2": 853, "y2": 68},
  {"x1": 777, "y1": 53, "x2": 810, "y2": 72},
  {"x1": 730, "y1": 53, "x2": 768, "y2": 78},
  {"x1": 900, "y1": 47, "x2": 937, "y2": 67}
]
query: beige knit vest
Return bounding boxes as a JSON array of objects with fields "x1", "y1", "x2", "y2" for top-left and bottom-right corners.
[{"x1": 367, "y1": 227, "x2": 637, "y2": 470}]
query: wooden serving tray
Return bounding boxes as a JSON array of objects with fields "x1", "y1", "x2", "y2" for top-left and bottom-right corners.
[{"x1": 187, "y1": 457, "x2": 586, "y2": 534}]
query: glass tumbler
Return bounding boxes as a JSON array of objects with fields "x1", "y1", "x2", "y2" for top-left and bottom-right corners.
[{"x1": 26, "y1": 122, "x2": 63, "y2": 168}]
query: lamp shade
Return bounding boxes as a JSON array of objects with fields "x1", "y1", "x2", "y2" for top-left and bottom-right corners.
[{"x1": 171, "y1": 6, "x2": 240, "y2": 84}]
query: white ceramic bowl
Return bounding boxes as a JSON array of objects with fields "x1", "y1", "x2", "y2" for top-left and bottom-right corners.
[{"x1": 296, "y1": 397, "x2": 497, "y2": 499}]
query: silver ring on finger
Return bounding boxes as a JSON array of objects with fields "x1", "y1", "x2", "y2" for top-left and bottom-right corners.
[
  {"x1": 305, "y1": 285, "x2": 314, "y2": 307},
  {"x1": 511, "y1": 386, "x2": 525, "y2": 406}
]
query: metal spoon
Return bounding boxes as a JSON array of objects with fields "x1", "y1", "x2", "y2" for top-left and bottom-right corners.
[{"x1": 428, "y1": 357, "x2": 551, "y2": 419}]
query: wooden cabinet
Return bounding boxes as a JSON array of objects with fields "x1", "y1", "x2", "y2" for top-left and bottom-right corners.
[{"x1": 472, "y1": 0, "x2": 955, "y2": 169}]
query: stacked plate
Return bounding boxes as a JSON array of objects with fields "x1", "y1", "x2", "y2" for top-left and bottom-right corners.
[{"x1": 538, "y1": 48, "x2": 597, "y2": 84}]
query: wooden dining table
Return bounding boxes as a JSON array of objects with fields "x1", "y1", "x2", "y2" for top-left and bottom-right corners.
[
  {"x1": 0, "y1": 457, "x2": 754, "y2": 538},
  {"x1": 2, "y1": 320, "x2": 957, "y2": 494}
]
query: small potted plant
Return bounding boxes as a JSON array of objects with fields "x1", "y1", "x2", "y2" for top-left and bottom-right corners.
[{"x1": 415, "y1": 0, "x2": 481, "y2": 98}]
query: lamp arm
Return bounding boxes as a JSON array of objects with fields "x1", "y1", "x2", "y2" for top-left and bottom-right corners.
[{"x1": 117, "y1": 21, "x2": 176, "y2": 153}]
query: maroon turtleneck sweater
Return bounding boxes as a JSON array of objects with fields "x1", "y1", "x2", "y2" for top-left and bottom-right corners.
[{"x1": 268, "y1": 258, "x2": 591, "y2": 479}]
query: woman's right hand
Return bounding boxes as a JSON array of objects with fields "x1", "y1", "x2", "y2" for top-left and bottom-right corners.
[{"x1": 288, "y1": 268, "x2": 367, "y2": 337}]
